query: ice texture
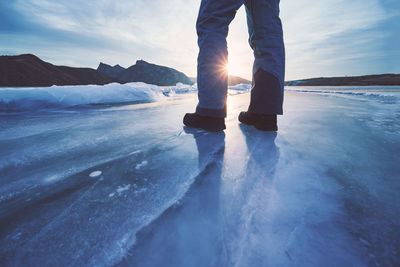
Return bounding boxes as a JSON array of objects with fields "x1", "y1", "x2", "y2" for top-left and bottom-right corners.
[
  {"x1": 228, "y1": 83, "x2": 252, "y2": 95},
  {"x1": 0, "y1": 86, "x2": 399, "y2": 266},
  {"x1": 89, "y1": 171, "x2": 102, "y2": 178},
  {"x1": 135, "y1": 160, "x2": 148, "y2": 170}
]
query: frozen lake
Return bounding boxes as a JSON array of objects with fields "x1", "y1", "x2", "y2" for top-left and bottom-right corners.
[{"x1": 0, "y1": 86, "x2": 399, "y2": 266}]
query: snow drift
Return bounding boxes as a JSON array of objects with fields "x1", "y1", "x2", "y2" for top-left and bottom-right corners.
[
  {"x1": 0, "y1": 82, "x2": 252, "y2": 112},
  {"x1": 0, "y1": 82, "x2": 176, "y2": 111}
]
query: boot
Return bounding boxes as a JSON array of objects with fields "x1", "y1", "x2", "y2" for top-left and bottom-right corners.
[
  {"x1": 238, "y1": 112, "x2": 277, "y2": 131},
  {"x1": 183, "y1": 113, "x2": 226, "y2": 132}
]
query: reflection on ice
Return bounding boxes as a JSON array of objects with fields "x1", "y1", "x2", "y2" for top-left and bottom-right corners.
[{"x1": 119, "y1": 128, "x2": 225, "y2": 267}]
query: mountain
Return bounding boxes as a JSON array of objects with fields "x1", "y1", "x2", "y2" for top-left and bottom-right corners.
[
  {"x1": 115, "y1": 60, "x2": 193, "y2": 86},
  {"x1": 97, "y1": 63, "x2": 125, "y2": 78},
  {"x1": 0, "y1": 54, "x2": 115, "y2": 87},
  {"x1": 228, "y1": 75, "x2": 251, "y2": 86},
  {"x1": 1, "y1": 54, "x2": 250, "y2": 88},
  {"x1": 188, "y1": 77, "x2": 197, "y2": 84},
  {"x1": 185, "y1": 75, "x2": 251, "y2": 86},
  {"x1": 285, "y1": 74, "x2": 400, "y2": 86}
]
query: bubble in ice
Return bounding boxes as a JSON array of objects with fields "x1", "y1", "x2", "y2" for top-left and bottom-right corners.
[
  {"x1": 135, "y1": 160, "x2": 148, "y2": 170},
  {"x1": 89, "y1": 171, "x2": 102, "y2": 178}
]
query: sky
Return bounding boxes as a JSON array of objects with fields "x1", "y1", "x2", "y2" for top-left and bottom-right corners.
[{"x1": 1, "y1": 0, "x2": 399, "y2": 80}]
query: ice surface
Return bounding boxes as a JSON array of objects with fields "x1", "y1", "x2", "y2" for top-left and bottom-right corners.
[
  {"x1": 0, "y1": 86, "x2": 399, "y2": 266},
  {"x1": 135, "y1": 160, "x2": 148, "y2": 170},
  {"x1": 89, "y1": 171, "x2": 102, "y2": 178},
  {"x1": 228, "y1": 83, "x2": 252, "y2": 95}
]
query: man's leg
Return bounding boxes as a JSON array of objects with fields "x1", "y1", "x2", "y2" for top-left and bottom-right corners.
[
  {"x1": 244, "y1": 0, "x2": 285, "y2": 115},
  {"x1": 195, "y1": 0, "x2": 244, "y2": 118}
]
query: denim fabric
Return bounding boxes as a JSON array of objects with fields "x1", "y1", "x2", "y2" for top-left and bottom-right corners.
[{"x1": 195, "y1": 0, "x2": 285, "y2": 117}]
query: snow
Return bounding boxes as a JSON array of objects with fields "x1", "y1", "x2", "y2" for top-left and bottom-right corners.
[
  {"x1": 0, "y1": 82, "x2": 167, "y2": 111},
  {"x1": 0, "y1": 85, "x2": 399, "y2": 266},
  {"x1": 286, "y1": 85, "x2": 400, "y2": 102},
  {"x1": 163, "y1": 82, "x2": 198, "y2": 96},
  {"x1": 0, "y1": 82, "x2": 251, "y2": 112},
  {"x1": 228, "y1": 83, "x2": 252, "y2": 95}
]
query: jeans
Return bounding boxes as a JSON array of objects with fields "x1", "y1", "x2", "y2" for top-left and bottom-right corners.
[{"x1": 195, "y1": 0, "x2": 285, "y2": 118}]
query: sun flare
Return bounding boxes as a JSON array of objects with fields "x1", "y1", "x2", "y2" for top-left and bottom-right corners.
[
  {"x1": 224, "y1": 63, "x2": 230, "y2": 75},
  {"x1": 225, "y1": 60, "x2": 243, "y2": 77}
]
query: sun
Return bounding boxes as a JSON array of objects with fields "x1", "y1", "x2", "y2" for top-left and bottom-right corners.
[
  {"x1": 224, "y1": 63, "x2": 231, "y2": 75},
  {"x1": 222, "y1": 58, "x2": 248, "y2": 78},
  {"x1": 225, "y1": 60, "x2": 241, "y2": 77}
]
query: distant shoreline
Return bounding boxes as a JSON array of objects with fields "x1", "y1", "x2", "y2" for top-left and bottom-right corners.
[{"x1": 285, "y1": 73, "x2": 400, "y2": 86}]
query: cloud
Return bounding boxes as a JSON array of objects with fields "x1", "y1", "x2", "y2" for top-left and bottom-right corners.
[
  {"x1": 226, "y1": 0, "x2": 395, "y2": 79},
  {"x1": 0, "y1": 0, "x2": 399, "y2": 79},
  {"x1": 280, "y1": 0, "x2": 391, "y2": 79},
  {"x1": 1, "y1": 0, "x2": 199, "y2": 71}
]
